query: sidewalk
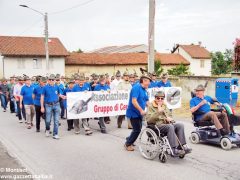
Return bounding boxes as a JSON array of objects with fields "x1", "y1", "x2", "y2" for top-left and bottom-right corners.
[{"x1": 0, "y1": 141, "x2": 32, "y2": 180}]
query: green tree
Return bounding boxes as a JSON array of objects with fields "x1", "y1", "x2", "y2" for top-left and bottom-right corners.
[
  {"x1": 211, "y1": 50, "x2": 233, "y2": 75},
  {"x1": 167, "y1": 63, "x2": 189, "y2": 76},
  {"x1": 145, "y1": 60, "x2": 164, "y2": 75},
  {"x1": 72, "y1": 48, "x2": 83, "y2": 53},
  {"x1": 154, "y1": 60, "x2": 164, "y2": 76}
]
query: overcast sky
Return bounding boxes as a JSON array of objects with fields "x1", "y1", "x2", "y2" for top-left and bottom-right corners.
[{"x1": 1, "y1": 0, "x2": 240, "y2": 53}]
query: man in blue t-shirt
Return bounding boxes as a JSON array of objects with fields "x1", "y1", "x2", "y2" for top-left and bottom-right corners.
[
  {"x1": 125, "y1": 74, "x2": 151, "y2": 151},
  {"x1": 33, "y1": 77, "x2": 46, "y2": 132},
  {"x1": 149, "y1": 71, "x2": 159, "y2": 88},
  {"x1": 20, "y1": 76, "x2": 35, "y2": 129},
  {"x1": 41, "y1": 74, "x2": 63, "y2": 140},
  {"x1": 190, "y1": 84, "x2": 230, "y2": 136},
  {"x1": 158, "y1": 73, "x2": 172, "y2": 87},
  {"x1": 94, "y1": 75, "x2": 110, "y2": 133},
  {"x1": 70, "y1": 75, "x2": 93, "y2": 135},
  {"x1": 56, "y1": 74, "x2": 65, "y2": 119}
]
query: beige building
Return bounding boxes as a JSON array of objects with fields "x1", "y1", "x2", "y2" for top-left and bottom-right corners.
[
  {"x1": 172, "y1": 44, "x2": 211, "y2": 76},
  {"x1": 0, "y1": 36, "x2": 68, "y2": 78},
  {"x1": 65, "y1": 52, "x2": 190, "y2": 77}
]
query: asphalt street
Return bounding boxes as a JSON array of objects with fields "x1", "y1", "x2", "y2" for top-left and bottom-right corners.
[{"x1": 0, "y1": 110, "x2": 240, "y2": 180}]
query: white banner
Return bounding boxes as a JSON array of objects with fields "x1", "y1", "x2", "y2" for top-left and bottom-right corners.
[{"x1": 67, "y1": 87, "x2": 182, "y2": 119}]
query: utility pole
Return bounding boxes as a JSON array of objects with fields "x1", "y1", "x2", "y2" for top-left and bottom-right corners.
[
  {"x1": 148, "y1": 0, "x2": 155, "y2": 73},
  {"x1": 20, "y1": 5, "x2": 49, "y2": 74},
  {"x1": 44, "y1": 13, "x2": 49, "y2": 74}
]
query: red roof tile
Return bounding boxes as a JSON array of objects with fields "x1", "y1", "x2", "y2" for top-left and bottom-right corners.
[
  {"x1": 66, "y1": 52, "x2": 190, "y2": 65},
  {"x1": 0, "y1": 36, "x2": 69, "y2": 57},
  {"x1": 179, "y1": 45, "x2": 210, "y2": 59}
]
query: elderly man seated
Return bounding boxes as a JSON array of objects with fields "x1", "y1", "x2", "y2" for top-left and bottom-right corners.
[
  {"x1": 146, "y1": 91, "x2": 191, "y2": 155},
  {"x1": 190, "y1": 84, "x2": 230, "y2": 136}
]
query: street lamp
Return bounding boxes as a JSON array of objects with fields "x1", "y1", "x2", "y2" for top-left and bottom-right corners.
[{"x1": 19, "y1": 5, "x2": 49, "y2": 74}]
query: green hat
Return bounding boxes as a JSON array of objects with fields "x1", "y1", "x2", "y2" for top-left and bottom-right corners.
[
  {"x1": 68, "y1": 79, "x2": 75, "y2": 84},
  {"x1": 115, "y1": 70, "x2": 121, "y2": 77},
  {"x1": 48, "y1": 74, "x2": 56, "y2": 80},
  {"x1": 155, "y1": 91, "x2": 165, "y2": 97},
  {"x1": 55, "y1": 74, "x2": 61, "y2": 80},
  {"x1": 17, "y1": 76, "x2": 24, "y2": 81},
  {"x1": 93, "y1": 75, "x2": 99, "y2": 80},
  {"x1": 161, "y1": 73, "x2": 168, "y2": 79},
  {"x1": 140, "y1": 73, "x2": 152, "y2": 82},
  {"x1": 24, "y1": 76, "x2": 30, "y2": 81},
  {"x1": 123, "y1": 71, "x2": 129, "y2": 76},
  {"x1": 1, "y1": 77, "x2": 7, "y2": 82},
  {"x1": 151, "y1": 71, "x2": 157, "y2": 76},
  {"x1": 195, "y1": 84, "x2": 205, "y2": 91},
  {"x1": 40, "y1": 77, "x2": 47, "y2": 83},
  {"x1": 129, "y1": 74, "x2": 135, "y2": 78},
  {"x1": 79, "y1": 75, "x2": 85, "y2": 81},
  {"x1": 99, "y1": 75, "x2": 106, "y2": 82}
]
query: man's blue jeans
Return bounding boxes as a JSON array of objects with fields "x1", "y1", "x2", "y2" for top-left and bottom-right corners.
[
  {"x1": 125, "y1": 117, "x2": 143, "y2": 146},
  {"x1": 45, "y1": 103, "x2": 60, "y2": 136},
  {"x1": 0, "y1": 94, "x2": 7, "y2": 110}
]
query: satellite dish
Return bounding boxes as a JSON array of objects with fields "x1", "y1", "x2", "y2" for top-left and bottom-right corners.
[{"x1": 166, "y1": 88, "x2": 181, "y2": 106}]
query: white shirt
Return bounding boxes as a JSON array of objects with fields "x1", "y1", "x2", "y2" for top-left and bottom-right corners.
[
  {"x1": 13, "y1": 83, "x2": 24, "y2": 97},
  {"x1": 110, "y1": 79, "x2": 122, "y2": 91}
]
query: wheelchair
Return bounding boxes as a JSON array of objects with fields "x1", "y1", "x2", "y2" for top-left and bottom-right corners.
[
  {"x1": 138, "y1": 124, "x2": 185, "y2": 163},
  {"x1": 190, "y1": 109, "x2": 240, "y2": 150}
]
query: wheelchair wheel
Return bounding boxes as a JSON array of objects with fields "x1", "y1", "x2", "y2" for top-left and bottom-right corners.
[
  {"x1": 138, "y1": 128, "x2": 159, "y2": 160},
  {"x1": 190, "y1": 132, "x2": 200, "y2": 144},
  {"x1": 179, "y1": 154, "x2": 185, "y2": 159},
  {"x1": 220, "y1": 137, "x2": 232, "y2": 150},
  {"x1": 159, "y1": 152, "x2": 167, "y2": 163}
]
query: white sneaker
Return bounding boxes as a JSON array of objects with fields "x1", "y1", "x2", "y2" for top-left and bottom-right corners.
[
  {"x1": 45, "y1": 130, "x2": 50, "y2": 137},
  {"x1": 19, "y1": 120, "x2": 23, "y2": 123},
  {"x1": 75, "y1": 131, "x2": 80, "y2": 134},
  {"x1": 53, "y1": 135, "x2": 60, "y2": 139}
]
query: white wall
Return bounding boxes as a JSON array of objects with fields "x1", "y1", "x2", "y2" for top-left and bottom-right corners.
[
  {"x1": 174, "y1": 47, "x2": 211, "y2": 76},
  {"x1": 3, "y1": 57, "x2": 65, "y2": 78},
  {"x1": 0, "y1": 55, "x2": 3, "y2": 78}
]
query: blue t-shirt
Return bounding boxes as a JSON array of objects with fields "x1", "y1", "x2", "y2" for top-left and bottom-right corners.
[
  {"x1": 72, "y1": 83, "x2": 90, "y2": 92},
  {"x1": 158, "y1": 80, "x2": 172, "y2": 87},
  {"x1": 94, "y1": 84, "x2": 110, "y2": 91},
  {"x1": 126, "y1": 83, "x2": 149, "y2": 118},
  {"x1": 63, "y1": 87, "x2": 73, "y2": 109},
  {"x1": 33, "y1": 85, "x2": 45, "y2": 106},
  {"x1": 84, "y1": 82, "x2": 91, "y2": 91},
  {"x1": 149, "y1": 80, "x2": 159, "y2": 88},
  {"x1": 41, "y1": 84, "x2": 60, "y2": 103},
  {"x1": 32, "y1": 82, "x2": 39, "y2": 89},
  {"x1": 57, "y1": 83, "x2": 65, "y2": 95},
  {"x1": 20, "y1": 85, "x2": 34, "y2": 105},
  {"x1": 190, "y1": 96, "x2": 214, "y2": 121}
]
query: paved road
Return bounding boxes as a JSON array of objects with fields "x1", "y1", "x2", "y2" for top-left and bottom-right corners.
[{"x1": 0, "y1": 110, "x2": 240, "y2": 180}]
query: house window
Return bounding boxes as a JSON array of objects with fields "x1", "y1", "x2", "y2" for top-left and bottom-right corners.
[
  {"x1": 33, "y1": 58, "x2": 42, "y2": 69},
  {"x1": 17, "y1": 59, "x2": 25, "y2": 69},
  {"x1": 49, "y1": 59, "x2": 54, "y2": 69},
  {"x1": 200, "y1": 60, "x2": 205, "y2": 68}
]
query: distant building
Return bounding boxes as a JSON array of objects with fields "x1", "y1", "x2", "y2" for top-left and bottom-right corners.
[
  {"x1": 65, "y1": 52, "x2": 189, "y2": 76},
  {"x1": 0, "y1": 36, "x2": 68, "y2": 78},
  {"x1": 89, "y1": 44, "x2": 148, "y2": 53},
  {"x1": 172, "y1": 44, "x2": 211, "y2": 76}
]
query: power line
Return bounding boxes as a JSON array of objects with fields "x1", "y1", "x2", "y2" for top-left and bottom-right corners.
[
  {"x1": 50, "y1": 0, "x2": 96, "y2": 15},
  {"x1": 18, "y1": 17, "x2": 43, "y2": 35}
]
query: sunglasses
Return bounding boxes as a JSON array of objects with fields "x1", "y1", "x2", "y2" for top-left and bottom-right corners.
[
  {"x1": 156, "y1": 97, "x2": 164, "y2": 100},
  {"x1": 49, "y1": 79, "x2": 55, "y2": 81}
]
